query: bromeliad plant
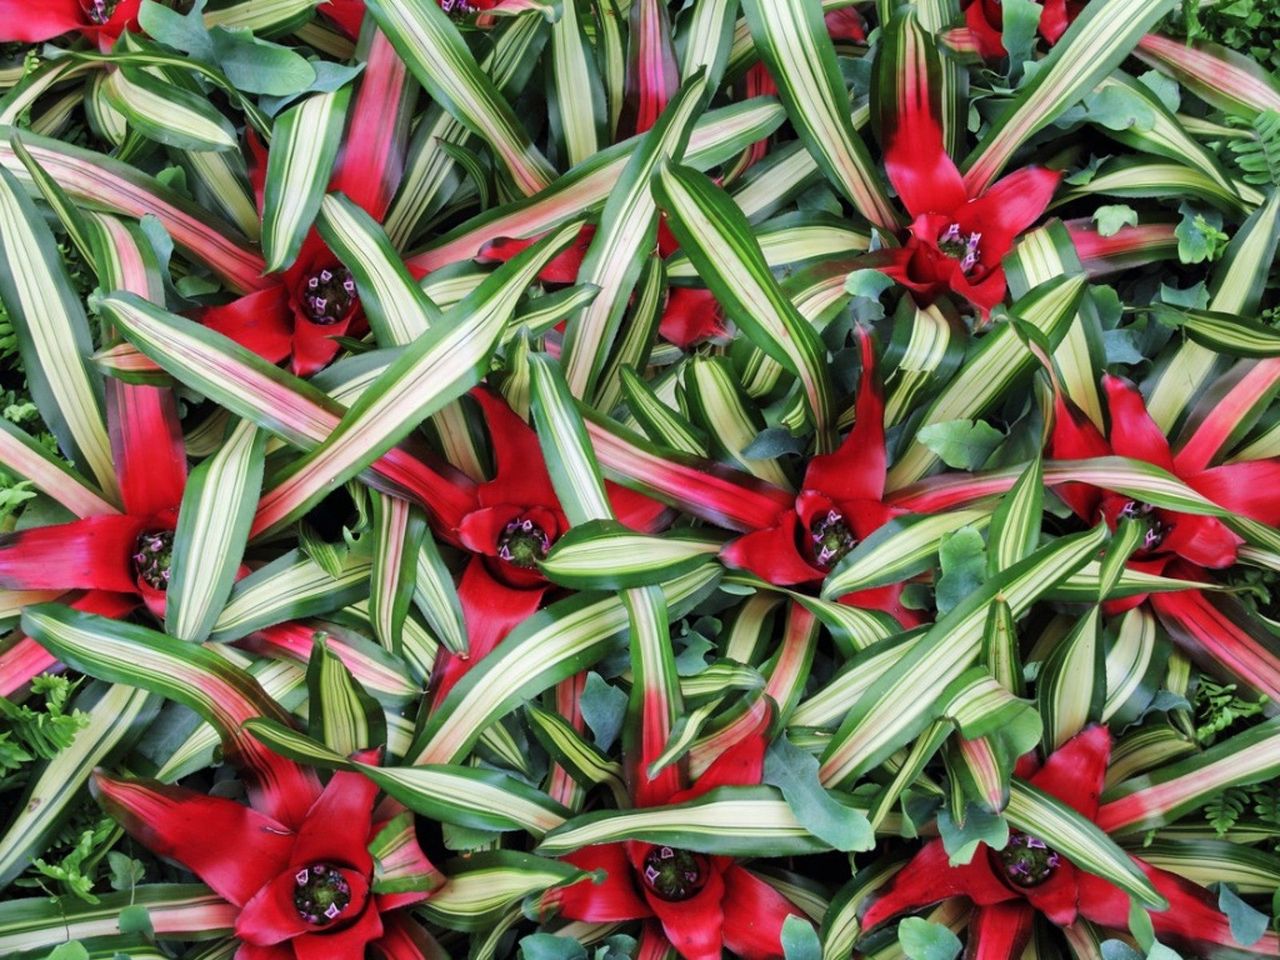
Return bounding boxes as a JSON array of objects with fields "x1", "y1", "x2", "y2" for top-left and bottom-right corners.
[{"x1": 1, "y1": 1, "x2": 1280, "y2": 960}]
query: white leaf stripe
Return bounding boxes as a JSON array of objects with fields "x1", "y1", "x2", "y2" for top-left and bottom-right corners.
[
  {"x1": 1006, "y1": 780, "x2": 1165, "y2": 908},
  {"x1": 167, "y1": 418, "x2": 265, "y2": 643},
  {"x1": 365, "y1": 0, "x2": 555, "y2": 197},
  {"x1": 0, "y1": 418, "x2": 117, "y2": 518},
  {"x1": 102, "y1": 67, "x2": 238, "y2": 152},
  {"x1": 0, "y1": 166, "x2": 118, "y2": 502},
  {"x1": 654, "y1": 162, "x2": 836, "y2": 451},
  {"x1": 410, "y1": 563, "x2": 721, "y2": 764},
  {"x1": 529, "y1": 354, "x2": 613, "y2": 525},
  {"x1": 251, "y1": 223, "x2": 585, "y2": 536},
  {"x1": 262, "y1": 88, "x2": 352, "y2": 273},
  {"x1": 739, "y1": 0, "x2": 896, "y2": 228},
  {"x1": 819, "y1": 525, "x2": 1106, "y2": 785}
]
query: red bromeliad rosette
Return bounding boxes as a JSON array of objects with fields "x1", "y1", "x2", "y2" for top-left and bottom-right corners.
[
  {"x1": 860, "y1": 725, "x2": 1280, "y2": 958},
  {"x1": 719, "y1": 328, "x2": 921, "y2": 625},
  {"x1": 94, "y1": 754, "x2": 437, "y2": 960},
  {"x1": 428, "y1": 386, "x2": 667, "y2": 704},
  {"x1": 540, "y1": 701, "x2": 809, "y2": 960}
]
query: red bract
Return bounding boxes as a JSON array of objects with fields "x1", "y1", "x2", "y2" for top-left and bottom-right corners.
[
  {"x1": 0, "y1": 383, "x2": 188, "y2": 623},
  {"x1": 962, "y1": 0, "x2": 1083, "y2": 59},
  {"x1": 317, "y1": 0, "x2": 500, "y2": 37},
  {"x1": 1049, "y1": 373, "x2": 1280, "y2": 578},
  {"x1": 876, "y1": 103, "x2": 1061, "y2": 316},
  {"x1": 200, "y1": 31, "x2": 412, "y2": 378},
  {"x1": 542, "y1": 705, "x2": 807, "y2": 960},
  {"x1": 94, "y1": 754, "x2": 438, "y2": 960},
  {"x1": 860, "y1": 725, "x2": 1279, "y2": 957},
  {"x1": 429, "y1": 388, "x2": 667, "y2": 705},
  {"x1": 720, "y1": 329, "x2": 919, "y2": 624},
  {"x1": 0, "y1": 0, "x2": 139, "y2": 50}
]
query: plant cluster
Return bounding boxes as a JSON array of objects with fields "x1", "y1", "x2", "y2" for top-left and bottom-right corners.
[{"x1": 0, "y1": 1, "x2": 1278, "y2": 960}]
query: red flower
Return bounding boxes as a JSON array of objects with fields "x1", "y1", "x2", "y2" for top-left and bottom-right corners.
[
  {"x1": 429, "y1": 388, "x2": 667, "y2": 705},
  {"x1": 860, "y1": 725, "x2": 1279, "y2": 957},
  {"x1": 962, "y1": 0, "x2": 1083, "y2": 59},
  {"x1": 199, "y1": 129, "x2": 367, "y2": 378},
  {"x1": 0, "y1": 382, "x2": 189, "y2": 623},
  {"x1": 1049, "y1": 373, "x2": 1280, "y2": 578},
  {"x1": 719, "y1": 329, "x2": 919, "y2": 625},
  {"x1": 94, "y1": 753, "x2": 438, "y2": 960},
  {"x1": 542, "y1": 705, "x2": 807, "y2": 960},
  {"x1": 876, "y1": 101, "x2": 1061, "y2": 316},
  {"x1": 0, "y1": 0, "x2": 140, "y2": 50},
  {"x1": 317, "y1": 0, "x2": 499, "y2": 37}
]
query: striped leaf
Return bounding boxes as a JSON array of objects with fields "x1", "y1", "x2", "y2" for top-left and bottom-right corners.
[
  {"x1": 0, "y1": 682, "x2": 156, "y2": 887},
  {"x1": 739, "y1": 0, "x2": 896, "y2": 228},
  {"x1": 962, "y1": 0, "x2": 1177, "y2": 192},
  {"x1": 540, "y1": 521, "x2": 723, "y2": 590},
  {"x1": 1151, "y1": 304, "x2": 1280, "y2": 358},
  {"x1": 0, "y1": 885, "x2": 235, "y2": 956},
  {"x1": 823, "y1": 508, "x2": 993, "y2": 599},
  {"x1": 19, "y1": 604, "x2": 319, "y2": 828},
  {"x1": 987, "y1": 456, "x2": 1044, "y2": 575},
  {"x1": 0, "y1": 418, "x2": 116, "y2": 520},
  {"x1": 316, "y1": 192, "x2": 442, "y2": 345},
  {"x1": 365, "y1": 0, "x2": 555, "y2": 196},
  {"x1": 526, "y1": 703, "x2": 628, "y2": 804},
  {"x1": 883, "y1": 300, "x2": 967, "y2": 427},
  {"x1": 537, "y1": 786, "x2": 831, "y2": 857},
  {"x1": 0, "y1": 165, "x2": 117, "y2": 502},
  {"x1": 654, "y1": 162, "x2": 837, "y2": 450},
  {"x1": 369, "y1": 494, "x2": 426, "y2": 655},
  {"x1": 420, "y1": 853, "x2": 585, "y2": 932},
  {"x1": 619, "y1": 365, "x2": 709, "y2": 456},
  {"x1": 819, "y1": 524, "x2": 1106, "y2": 786},
  {"x1": 0, "y1": 129, "x2": 266, "y2": 293},
  {"x1": 409, "y1": 563, "x2": 721, "y2": 764},
  {"x1": 208, "y1": 546, "x2": 372, "y2": 643},
  {"x1": 1145, "y1": 188, "x2": 1280, "y2": 430},
  {"x1": 548, "y1": 0, "x2": 606, "y2": 167},
  {"x1": 1006, "y1": 780, "x2": 1166, "y2": 908},
  {"x1": 101, "y1": 67, "x2": 238, "y2": 152},
  {"x1": 414, "y1": 529, "x2": 468, "y2": 656},
  {"x1": 166, "y1": 419, "x2": 265, "y2": 643},
  {"x1": 1098, "y1": 717, "x2": 1280, "y2": 834},
  {"x1": 1037, "y1": 607, "x2": 1104, "y2": 750},
  {"x1": 405, "y1": 95, "x2": 786, "y2": 273},
  {"x1": 1136, "y1": 32, "x2": 1280, "y2": 120},
  {"x1": 528, "y1": 352, "x2": 614, "y2": 524},
  {"x1": 887, "y1": 275, "x2": 1087, "y2": 488},
  {"x1": 261, "y1": 87, "x2": 352, "y2": 273},
  {"x1": 684, "y1": 355, "x2": 789, "y2": 487},
  {"x1": 561, "y1": 71, "x2": 710, "y2": 399},
  {"x1": 306, "y1": 635, "x2": 385, "y2": 755},
  {"x1": 252, "y1": 223, "x2": 583, "y2": 537}
]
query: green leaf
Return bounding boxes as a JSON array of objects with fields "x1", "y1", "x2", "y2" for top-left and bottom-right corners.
[
  {"x1": 781, "y1": 914, "x2": 821, "y2": 960},
  {"x1": 1001, "y1": 0, "x2": 1042, "y2": 75},
  {"x1": 116, "y1": 903, "x2": 153, "y2": 936},
  {"x1": 1083, "y1": 84, "x2": 1156, "y2": 131},
  {"x1": 1217, "y1": 883, "x2": 1268, "y2": 946},
  {"x1": 935, "y1": 528, "x2": 988, "y2": 616},
  {"x1": 209, "y1": 26, "x2": 317, "y2": 96},
  {"x1": 580, "y1": 671, "x2": 627, "y2": 753},
  {"x1": 917, "y1": 419, "x2": 1005, "y2": 470},
  {"x1": 898, "y1": 917, "x2": 962, "y2": 960},
  {"x1": 1093, "y1": 204, "x2": 1140, "y2": 236},
  {"x1": 1175, "y1": 203, "x2": 1230, "y2": 264},
  {"x1": 521, "y1": 934, "x2": 588, "y2": 960},
  {"x1": 763, "y1": 736, "x2": 874, "y2": 852},
  {"x1": 843, "y1": 269, "x2": 896, "y2": 300},
  {"x1": 137, "y1": 0, "x2": 213, "y2": 61},
  {"x1": 43, "y1": 944, "x2": 90, "y2": 960},
  {"x1": 937, "y1": 803, "x2": 1009, "y2": 865},
  {"x1": 106, "y1": 852, "x2": 145, "y2": 892}
]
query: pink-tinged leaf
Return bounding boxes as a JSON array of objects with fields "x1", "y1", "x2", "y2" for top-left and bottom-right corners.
[
  {"x1": 106, "y1": 379, "x2": 188, "y2": 518},
  {"x1": 332, "y1": 29, "x2": 413, "y2": 221},
  {"x1": 0, "y1": 589, "x2": 134, "y2": 694},
  {"x1": 1147, "y1": 582, "x2": 1280, "y2": 701},
  {"x1": 618, "y1": 0, "x2": 680, "y2": 138},
  {"x1": 92, "y1": 773, "x2": 294, "y2": 906},
  {"x1": 0, "y1": 134, "x2": 269, "y2": 294},
  {"x1": 1174, "y1": 358, "x2": 1280, "y2": 473},
  {"x1": 20, "y1": 603, "x2": 322, "y2": 829},
  {"x1": 548, "y1": 843, "x2": 652, "y2": 922},
  {"x1": 583, "y1": 412, "x2": 793, "y2": 532},
  {"x1": 0, "y1": 418, "x2": 119, "y2": 518},
  {"x1": 1136, "y1": 32, "x2": 1280, "y2": 118},
  {"x1": 371, "y1": 913, "x2": 449, "y2": 960},
  {"x1": 1065, "y1": 219, "x2": 1179, "y2": 276}
]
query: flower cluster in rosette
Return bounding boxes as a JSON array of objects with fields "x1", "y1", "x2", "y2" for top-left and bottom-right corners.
[
  {"x1": 861, "y1": 726, "x2": 1280, "y2": 958},
  {"x1": 94, "y1": 749, "x2": 436, "y2": 960},
  {"x1": 543, "y1": 704, "x2": 808, "y2": 960}
]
